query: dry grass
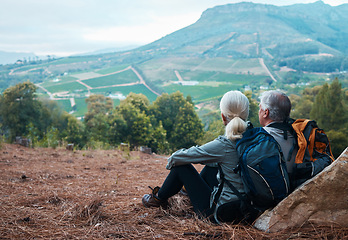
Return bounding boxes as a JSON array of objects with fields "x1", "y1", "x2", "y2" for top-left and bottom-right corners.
[{"x1": 0, "y1": 143, "x2": 347, "y2": 239}]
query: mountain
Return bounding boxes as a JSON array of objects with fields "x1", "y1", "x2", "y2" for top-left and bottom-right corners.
[
  {"x1": 140, "y1": 1, "x2": 348, "y2": 57},
  {"x1": 1, "y1": 1, "x2": 348, "y2": 117}
]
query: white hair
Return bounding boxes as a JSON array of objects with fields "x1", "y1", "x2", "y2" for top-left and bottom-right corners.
[
  {"x1": 260, "y1": 90, "x2": 291, "y2": 122},
  {"x1": 220, "y1": 90, "x2": 249, "y2": 141}
]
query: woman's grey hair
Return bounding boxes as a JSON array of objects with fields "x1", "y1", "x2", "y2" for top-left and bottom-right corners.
[
  {"x1": 220, "y1": 90, "x2": 249, "y2": 141},
  {"x1": 260, "y1": 90, "x2": 291, "y2": 122}
]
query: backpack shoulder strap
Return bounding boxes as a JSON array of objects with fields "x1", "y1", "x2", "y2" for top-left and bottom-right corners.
[
  {"x1": 267, "y1": 121, "x2": 296, "y2": 162},
  {"x1": 268, "y1": 119, "x2": 295, "y2": 140},
  {"x1": 217, "y1": 164, "x2": 249, "y2": 204},
  {"x1": 292, "y1": 119, "x2": 311, "y2": 164}
]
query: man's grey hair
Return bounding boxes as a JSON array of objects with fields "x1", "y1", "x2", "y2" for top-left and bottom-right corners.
[{"x1": 260, "y1": 90, "x2": 291, "y2": 122}]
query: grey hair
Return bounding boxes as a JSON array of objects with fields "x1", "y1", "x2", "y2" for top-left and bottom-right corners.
[
  {"x1": 220, "y1": 90, "x2": 249, "y2": 141},
  {"x1": 260, "y1": 90, "x2": 291, "y2": 122}
]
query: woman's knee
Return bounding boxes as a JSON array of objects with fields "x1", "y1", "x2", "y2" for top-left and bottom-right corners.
[{"x1": 170, "y1": 164, "x2": 197, "y2": 176}]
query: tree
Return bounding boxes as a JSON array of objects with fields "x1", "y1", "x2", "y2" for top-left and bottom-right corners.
[
  {"x1": 127, "y1": 110, "x2": 152, "y2": 147},
  {"x1": 291, "y1": 86, "x2": 321, "y2": 120},
  {"x1": 116, "y1": 94, "x2": 154, "y2": 148},
  {"x1": 310, "y1": 79, "x2": 347, "y2": 131},
  {"x1": 63, "y1": 115, "x2": 85, "y2": 148},
  {"x1": 310, "y1": 79, "x2": 348, "y2": 157},
  {"x1": 244, "y1": 91, "x2": 259, "y2": 127},
  {"x1": 151, "y1": 91, "x2": 205, "y2": 150},
  {"x1": 84, "y1": 94, "x2": 113, "y2": 121},
  {"x1": 108, "y1": 113, "x2": 127, "y2": 146},
  {"x1": 283, "y1": 71, "x2": 301, "y2": 84},
  {"x1": 170, "y1": 101, "x2": 204, "y2": 150},
  {"x1": 119, "y1": 92, "x2": 150, "y2": 115},
  {"x1": 326, "y1": 129, "x2": 348, "y2": 158},
  {"x1": 116, "y1": 103, "x2": 152, "y2": 148},
  {"x1": 147, "y1": 121, "x2": 169, "y2": 154},
  {"x1": 198, "y1": 119, "x2": 225, "y2": 145},
  {"x1": 84, "y1": 94, "x2": 113, "y2": 143},
  {"x1": 326, "y1": 79, "x2": 347, "y2": 130},
  {"x1": 85, "y1": 113, "x2": 110, "y2": 143},
  {"x1": 39, "y1": 99, "x2": 71, "y2": 139},
  {"x1": 313, "y1": 83, "x2": 327, "y2": 122},
  {"x1": 39, "y1": 126, "x2": 60, "y2": 149},
  {"x1": 0, "y1": 81, "x2": 41, "y2": 141},
  {"x1": 150, "y1": 91, "x2": 190, "y2": 146}
]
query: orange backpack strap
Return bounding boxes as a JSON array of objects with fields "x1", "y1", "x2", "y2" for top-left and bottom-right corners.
[
  {"x1": 308, "y1": 126, "x2": 317, "y2": 161},
  {"x1": 292, "y1": 119, "x2": 311, "y2": 164}
]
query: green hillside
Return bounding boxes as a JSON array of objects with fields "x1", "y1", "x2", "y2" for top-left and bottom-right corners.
[{"x1": 1, "y1": 1, "x2": 348, "y2": 117}]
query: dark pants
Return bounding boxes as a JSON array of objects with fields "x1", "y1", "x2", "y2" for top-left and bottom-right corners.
[
  {"x1": 157, "y1": 165, "x2": 218, "y2": 217},
  {"x1": 215, "y1": 200, "x2": 245, "y2": 223},
  {"x1": 157, "y1": 164, "x2": 254, "y2": 223}
]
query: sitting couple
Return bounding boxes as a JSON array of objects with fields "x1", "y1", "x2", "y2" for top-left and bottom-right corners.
[{"x1": 142, "y1": 90, "x2": 296, "y2": 224}]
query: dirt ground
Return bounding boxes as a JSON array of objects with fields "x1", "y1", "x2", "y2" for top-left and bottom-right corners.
[{"x1": 1, "y1": 143, "x2": 347, "y2": 239}]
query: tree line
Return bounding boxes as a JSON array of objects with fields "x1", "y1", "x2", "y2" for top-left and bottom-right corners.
[
  {"x1": 0, "y1": 81, "x2": 203, "y2": 153},
  {"x1": 0, "y1": 79, "x2": 347, "y2": 157}
]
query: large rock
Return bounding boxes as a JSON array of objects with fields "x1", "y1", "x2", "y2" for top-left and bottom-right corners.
[{"x1": 254, "y1": 147, "x2": 348, "y2": 232}]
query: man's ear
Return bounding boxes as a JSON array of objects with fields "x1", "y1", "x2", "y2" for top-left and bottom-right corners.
[{"x1": 259, "y1": 108, "x2": 269, "y2": 121}]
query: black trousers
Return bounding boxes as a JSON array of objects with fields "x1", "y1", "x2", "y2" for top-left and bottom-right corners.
[
  {"x1": 157, "y1": 164, "x2": 251, "y2": 223},
  {"x1": 157, "y1": 164, "x2": 218, "y2": 217}
]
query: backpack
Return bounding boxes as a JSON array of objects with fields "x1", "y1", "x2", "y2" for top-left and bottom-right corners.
[
  {"x1": 217, "y1": 127, "x2": 290, "y2": 218},
  {"x1": 290, "y1": 119, "x2": 335, "y2": 188}
]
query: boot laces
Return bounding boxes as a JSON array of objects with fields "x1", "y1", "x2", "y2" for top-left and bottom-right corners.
[{"x1": 148, "y1": 186, "x2": 161, "y2": 199}]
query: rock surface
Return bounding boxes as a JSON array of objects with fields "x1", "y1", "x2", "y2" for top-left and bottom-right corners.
[{"x1": 254, "y1": 147, "x2": 348, "y2": 232}]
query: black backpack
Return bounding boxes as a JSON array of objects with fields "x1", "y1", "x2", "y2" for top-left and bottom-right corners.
[{"x1": 217, "y1": 127, "x2": 290, "y2": 220}]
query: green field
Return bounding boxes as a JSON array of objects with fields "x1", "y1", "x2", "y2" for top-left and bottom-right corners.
[
  {"x1": 179, "y1": 71, "x2": 268, "y2": 83},
  {"x1": 56, "y1": 99, "x2": 72, "y2": 113},
  {"x1": 82, "y1": 69, "x2": 138, "y2": 88},
  {"x1": 96, "y1": 65, "x2": 130, "y2": 75},
  {"x1": 179, "y1": 70, "x2": 217, "y2": 81},
  {"x1": 44, "y1": 81, "x2": 87, "y2": 93},
  {"x1": 55, "y1": 97, "x2": 121, "y2": 118},
  {"x1": 138, "y1": 57, "x2": 268, "y2": 85},
  {"x1": 139, "y1": 57, "x2": 205, "y2": 73},
  {"x1": 41, "y1": 76, "x2": 78, "y2": 88},
  {"x1": 141, "y1": 68, "x2": 177, "y2": 83},
  {"x1": 36, "y1": 88, "x2": 50, "y2": 98},
  {"x1": 73, "y1": 98, "x2": 88, "y2": 118},
  {"x1": 159, "y1": 57, "x2": 266, "y2": 74},
  {"x1": 8, "y1": 54, "x2": 344, "y2": 120},
  {"x1": 163, "y1": 84, "x2": 243, "y2": 102},
  {"x1": 90, "y1": 84, "x2": 159, "y2": 102}
]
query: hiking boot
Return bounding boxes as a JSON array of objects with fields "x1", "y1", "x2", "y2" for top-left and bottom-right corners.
[{"x1": 142, "y1": 186, "x2": 168, "y2": 208}]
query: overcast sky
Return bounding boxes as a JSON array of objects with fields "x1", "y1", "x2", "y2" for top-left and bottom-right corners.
[{"x1": 1, "y1": 0, "x2": 348, "y2": 57}]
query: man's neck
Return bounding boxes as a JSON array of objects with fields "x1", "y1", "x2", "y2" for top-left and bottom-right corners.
[{"x1": 262, "y1": 119, "x2": 275, "y2": 127}]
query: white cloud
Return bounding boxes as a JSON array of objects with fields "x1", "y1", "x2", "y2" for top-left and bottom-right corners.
[
  {"x1": 83, "y1": 13, "x2": 200, "y2": 44},
  {"x1": 1, "y1": 0, "x2": 347, "y2": 56}
]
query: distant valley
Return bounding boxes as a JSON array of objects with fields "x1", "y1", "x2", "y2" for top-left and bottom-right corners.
[{"x1": 1, "y1": 1, "x2": 347, "y2": 118}]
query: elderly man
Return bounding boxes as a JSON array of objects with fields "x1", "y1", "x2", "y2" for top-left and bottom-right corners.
[{"x1": 258, "y1": 90, "x2": 297, "y2": 175}]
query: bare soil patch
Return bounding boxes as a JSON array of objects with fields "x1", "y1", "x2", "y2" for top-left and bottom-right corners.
[{"x1": 1, "y1": 144, "x2": 347, "y2": 239}]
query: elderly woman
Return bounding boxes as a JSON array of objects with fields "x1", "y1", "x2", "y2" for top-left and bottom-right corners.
[{"x1": 142, "y1": 90, "x2": 251, "y2": 223}]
